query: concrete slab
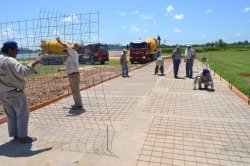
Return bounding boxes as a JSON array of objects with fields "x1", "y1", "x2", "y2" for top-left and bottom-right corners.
[{"x1": 0, "y1": 59, "x2": 250, "y2": 166}]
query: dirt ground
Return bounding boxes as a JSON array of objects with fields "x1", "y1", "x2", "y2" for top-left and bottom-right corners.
[{"x1": 0, "y1": 66, "x2": 121, "y2": 118}]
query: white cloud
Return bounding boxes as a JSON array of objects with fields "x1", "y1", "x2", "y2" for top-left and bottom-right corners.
[
  {"x1": 201, "y1": 34, "x2": 206, "y2": 38},
  {"x1": 174, "y1": 14, "x2": 184, "y2": 20},
  {"x1": 116, "y1": 11, "x2": 127, "y2": 16},
  {"x1": 131, "y1": 11, "x2": 139, "y2": 15},
  {"x1": 140, "y1": 14, "x2": 154, "y2": 20},
  {"x1": 62, "y1": 14, "x2": 79, "y2": 23},
  {"x1": 174, "y1": 28, "x2": 182, "y2": 33},
  {"x1": 166, "y1": 5, "x2": 174, "y2": 16},
  {"x1": 120, "y1": 12, "x2": 126, "y2": 16},
  {"x1": 143, "y1": 30, "x2": 148, "y2": 34},
  {"x1": 244, "y1": 7, "x2": 250, "y2": 12},
  {"x1": 53, "y1": 31, "x2": 60, "y2": 36},
  {"x1": 122, "y1": 25, "x2": 127, "y2": 29},
  {"x1": 129, "y1": 25, "x2": 140, "y2": 32},
  {"x1": 206, "y1": 9, "x2": 212, "y2": 13},
  {"x1": 235, "y1": 33, "x2": 241, "y2": 36}
]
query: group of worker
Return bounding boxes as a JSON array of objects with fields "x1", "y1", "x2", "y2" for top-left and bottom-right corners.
[
  {"x1": 0, "y1": 39, "x2": 214, "y2": 144},
  {"x1": 153, "y1": 44, "x2": 214, "y2": 90},
  {"x1": 122, "y1": 44, "x2": 214, "y2": 91}
]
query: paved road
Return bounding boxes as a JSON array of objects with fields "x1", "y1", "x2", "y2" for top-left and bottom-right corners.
[{"x1": 0, "y1": 59, "x2": 250, "y2": 166}]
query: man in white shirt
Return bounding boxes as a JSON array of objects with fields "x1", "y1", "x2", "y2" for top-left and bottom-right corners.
[
  {"x1": 185, "y1": 44, "x2": 196, "y2": 78},
  {"x1": 57, "y1": 38, "x2": 83, "y2": 109}
]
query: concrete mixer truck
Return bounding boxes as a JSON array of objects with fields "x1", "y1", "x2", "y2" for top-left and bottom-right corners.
[
  {"x1": 39, "y1": 40, "x2": 109, "y2": 65},
  {"x1": 39, "y1": 40, "x2": 83, "y2": 65},
  {"x1": 129, "y1": 38, "x2": 160, "y2": 64}
]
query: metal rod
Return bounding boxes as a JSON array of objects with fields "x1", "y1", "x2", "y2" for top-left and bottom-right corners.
[
  {"x1": 107, "y1": 125, "x2": 109, "y2": 151},
  {"x1": 98, "y1": 11, "x2": 99, "y2": 43},
  {"x1": 248, "y1": 93, "x2": 250, "y2": 105}
]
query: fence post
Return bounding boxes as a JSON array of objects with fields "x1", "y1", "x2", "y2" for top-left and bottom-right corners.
[{"x1": 248, "y1": 93, "x2": 250, "y2": 105}]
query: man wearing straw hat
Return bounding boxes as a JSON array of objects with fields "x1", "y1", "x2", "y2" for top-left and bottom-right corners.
[
  {"x1": 0, "y1": 40, "x2": 41, "y2": 143},
  {"x1": 56, "y1": 37, "x2": 83, "y2": 109}
]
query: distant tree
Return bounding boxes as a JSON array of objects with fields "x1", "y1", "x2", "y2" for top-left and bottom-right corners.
[
  {"x1": 243, "y1": 40, "x2": 249, "y2": 45},
  {"x1": 218, "y1": 39, "x2": 226, "y2": 47}
]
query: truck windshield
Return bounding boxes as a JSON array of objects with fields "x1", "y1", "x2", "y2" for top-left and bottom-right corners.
[
  {"x1": 90, "y1": 45, "x2": 98, "y2": 52},
  {"x1": 100, "y1": 45, "x2": 108, "y2": 51},
  {"x1": 131, "y1": 43, "x2": 147, "y2": 49}
]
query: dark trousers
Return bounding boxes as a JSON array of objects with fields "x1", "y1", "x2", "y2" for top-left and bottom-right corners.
[
  {"x1": 186, "y1": 60, "x2": 193, "y2": 78},
  {"x1": 155, "y1": 65, "x2": 164, "y2": 75},
  {"x1": 173, "y1": 60, "x2": 181, "y2": 77}
]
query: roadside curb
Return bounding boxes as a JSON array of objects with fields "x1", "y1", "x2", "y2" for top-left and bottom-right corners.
[{"x1": 199, "y1": 60, "x2": 249, "y2": 105}]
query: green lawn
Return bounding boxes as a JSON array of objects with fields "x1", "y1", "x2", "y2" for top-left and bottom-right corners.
[{"x1": 196, "y1": 49, "x2": 250, "y2": 96}]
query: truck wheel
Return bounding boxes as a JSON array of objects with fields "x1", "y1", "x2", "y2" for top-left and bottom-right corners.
[
  {"x1": 100, "y1": 61, "x2": 105, "y2": 64},
  {"x1": 131, "y1": 61, "x2": 134, "y2": 64},
  {"x1": 147, "y1": 57, "x2": 152, "y2": 63}
]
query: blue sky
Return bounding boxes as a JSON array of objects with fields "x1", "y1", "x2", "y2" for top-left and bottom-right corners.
[{"x1": 0, "y1": 0, "x2": 250, "y2": 45}]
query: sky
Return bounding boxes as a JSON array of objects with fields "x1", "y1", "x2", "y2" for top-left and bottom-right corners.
[{"x1": 0, "y1": 0, "x2": 250, "y2": 45}]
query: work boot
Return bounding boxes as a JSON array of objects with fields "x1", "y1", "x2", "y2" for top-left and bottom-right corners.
[
  {"x1": 13, "y1": 136, "x2": 18, "y2": 141},
  {"x1": 19, "y1": 136, "x2": 37, "y2": 143},
  {"x1": 71, "y1": 105, "x2": 83, "y2": 109}
]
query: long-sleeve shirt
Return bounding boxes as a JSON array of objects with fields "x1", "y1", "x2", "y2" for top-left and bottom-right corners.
[
  {"x1": 65, "y1": 46, "x2": 79, "y2": 75},
  {"x1": 194, "y1": 71, "x2": 213, "y2": 85},
  {"x1": 0, "y1": 54, "x2": 36, "y2": 93}
]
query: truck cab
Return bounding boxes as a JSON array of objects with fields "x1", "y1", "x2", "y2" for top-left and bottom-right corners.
[
  {"x1": 87, "y1": 43, "x2": 109, "y2": 64},
  {"x1": 129, "y1": 41, "x2": 153, "y2": 64}
]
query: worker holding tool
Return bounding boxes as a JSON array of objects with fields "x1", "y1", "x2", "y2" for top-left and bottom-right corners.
[
  {"x1": 193, "y1": 68, "x2": 214, "y2": 90},
  {"x1": 56, "y1": 37, "x2": 83, "y2": 109},
  {"x1": 0, "y1": 40, "x2": 42, "y2": 143}
]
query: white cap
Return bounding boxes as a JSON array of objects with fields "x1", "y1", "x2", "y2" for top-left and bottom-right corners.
[{"x1": 187, "y1": 44, "x2": 191, "y2": 47}]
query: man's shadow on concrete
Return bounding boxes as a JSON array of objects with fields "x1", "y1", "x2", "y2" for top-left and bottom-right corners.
[
  {"x1": 156, "y1": 74, "x2": 166, "y2": 76},
  {"x1": 198, "y1": 88, "x2": 215, "y2": 92},
  {"x1": 0, "y1": 140, "x2": 52, "y2": 157},
  {"x1": 66, "y1": 108, "x2": 86, "y2": 117}
]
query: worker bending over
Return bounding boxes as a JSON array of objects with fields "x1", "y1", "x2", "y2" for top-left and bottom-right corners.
[{"x1": 154, "y1": 54, "x2": 164, "y2": 76}]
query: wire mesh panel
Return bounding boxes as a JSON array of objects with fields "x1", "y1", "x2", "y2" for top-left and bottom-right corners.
[{"x1": 0, "y1": 9, "x2": 115, "y2": 155}]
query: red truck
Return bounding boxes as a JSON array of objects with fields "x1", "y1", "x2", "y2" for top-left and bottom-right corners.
[
  {"x1": 86, "y1": 43, "x2": 109, "y2": 64},
  {"x1": 129, "y1": 38, "x2": 159, "y2": 64}
]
